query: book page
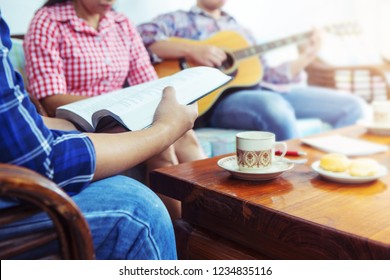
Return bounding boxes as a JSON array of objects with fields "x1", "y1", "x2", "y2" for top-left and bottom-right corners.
[
  {"x1": 301, "y1": 135, "x2": 389, "y2": 156},
  {"x1": 56, "y1": 67, "x2": 231, "y2": 131},
  {"x1": 55, "y1": 81, "x2": 153, "y2": 129},
  {"x1": 105, "y1": 67, "x2": 231, "y2": 131}
]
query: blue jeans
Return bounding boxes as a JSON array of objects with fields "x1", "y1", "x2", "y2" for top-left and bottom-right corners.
[
  {"x1": 0, "y1": 175, "x2": 177, "y2": 260},
  {"x1": 210, "y1": 85, "x2": 369, "y2": 140}
]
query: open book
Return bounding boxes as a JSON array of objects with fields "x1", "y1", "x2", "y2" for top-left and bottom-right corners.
[{"x1": 56, "y1": 67, "x2": 231, "y2": 132}]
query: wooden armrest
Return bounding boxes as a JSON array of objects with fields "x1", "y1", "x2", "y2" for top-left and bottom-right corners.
[{"x1": 0, "y1": 164, "x2": 94, "y2": 259}]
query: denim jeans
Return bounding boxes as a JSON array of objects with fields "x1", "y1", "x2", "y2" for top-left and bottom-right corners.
[
  {"x1": 0, "y1": 175, "x2": 177, "y2": 260},
  {"x1": 210, "y1": 85, "x2": 369, "y2": 140}
]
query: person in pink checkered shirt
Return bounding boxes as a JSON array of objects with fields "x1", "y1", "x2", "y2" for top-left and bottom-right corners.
[{"x1": 24, "y1": 0, "x2": 206, "y2": 220}]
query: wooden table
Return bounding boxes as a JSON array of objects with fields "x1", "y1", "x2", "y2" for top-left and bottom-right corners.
[{"x1": 149, "y1": 125, "x2": 390, "y2": 259}]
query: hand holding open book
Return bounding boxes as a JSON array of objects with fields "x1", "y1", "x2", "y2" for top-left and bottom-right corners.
[{"x1": 56, "y1": 67, "x2": 231, "y2": 132}]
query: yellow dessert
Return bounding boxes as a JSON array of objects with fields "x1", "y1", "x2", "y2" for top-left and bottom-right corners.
[
  {"x1": 348, "y1": 158, "x2": 379, "y2": 177},
  {"x1": 319, "y1": 153, "x2": 351, "y2": 172}
]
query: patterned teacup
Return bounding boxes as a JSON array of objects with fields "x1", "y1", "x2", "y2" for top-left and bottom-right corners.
[{"x1": 236, "y1": 131, "x2": 287, "y2": 171}]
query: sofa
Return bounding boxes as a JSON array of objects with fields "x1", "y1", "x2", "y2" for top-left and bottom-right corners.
[{"x1": 9, "y1": 38, "x2": 327, "y2": 158}]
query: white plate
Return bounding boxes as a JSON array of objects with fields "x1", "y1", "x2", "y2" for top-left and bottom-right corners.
[
  {"x1": 217, "y1": 155, "x2": 294, "y2": 181},
  {"x1": 311, "y1": 161, "x2": 388, "y2": 184},
  {"x1": 357, "y1": 119, "x2": 390, "y2": 135}
]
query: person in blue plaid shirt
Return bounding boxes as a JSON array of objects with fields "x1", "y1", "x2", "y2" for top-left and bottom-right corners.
[{"x1": 0, "y1": 10, "x2": 198, "y2": 259}]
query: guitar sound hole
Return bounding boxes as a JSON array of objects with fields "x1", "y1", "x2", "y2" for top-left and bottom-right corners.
[
  {"x1": 219, "y1": 52, "x2": 235, "y2": 75},
  {"x1": 179, "y1": 53, "x2": 236, "y2": 76}
]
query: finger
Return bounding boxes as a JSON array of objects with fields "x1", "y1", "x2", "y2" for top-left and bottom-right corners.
[
  {"x1": 187, "y1": 102, "x2": 198, "y2": 112},
  {"x1": 218, "y1": 50, "x2": 227, "y2": 61},
  {"x1": 162, "y1": 86, "x2": 176, "y2": 100},
  {"x1": 204, "y1": 61, "x2": 215, "y2": 67},
  {"x1": 210, "y1": 57, "x2": 223, "y2": 67},
  {"x1": 186, "y1": 103, "x2": 199, "y2": 118},
  {"x1": 202, "y1": 59, "x2": 215, "y2": 67},
  {"x1": 211, "y1": 48, "x2": 226, "y2": 62},
  {"x1": 210, "y1": 54, "x2": 226, "y2": 67}
]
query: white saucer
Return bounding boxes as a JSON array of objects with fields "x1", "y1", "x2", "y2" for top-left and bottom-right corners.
[
  {"x1": 311, "y1": 161, "x2": 388, "y2": 184},
  {"x1": 217, "y1": 155, "x2": 294, "y2": 181},
  {"x1": 357, "y1": 119, "x2": 390, "y2": 135}
]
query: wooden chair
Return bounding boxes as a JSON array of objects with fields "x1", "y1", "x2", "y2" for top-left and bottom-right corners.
[
  {"x1": 0, "y1": 164, "x2": 95, "y2": 259},
  {"x1": 306, "y1": 59, "x2": 390, "y2": 103}
]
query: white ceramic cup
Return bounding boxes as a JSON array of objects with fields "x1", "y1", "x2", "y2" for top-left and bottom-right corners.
[
  {"x1": 236, "y1": 131, "x2": 287, "y2": 171},
  {"x1": 372, "y1": 101, "x2": 390, "y2": 125}
]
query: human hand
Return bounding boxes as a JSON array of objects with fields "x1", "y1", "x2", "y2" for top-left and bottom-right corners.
[
  {"x1": 308, "y1": 28, "x2": 322, "y2": 55},
  {"x1": 187, "y1": 44, "x2": 227, "y2": 67},
  {"x1": 153, "y1": 86, "x2": 198, "y2": 136},
  {"x1": 299, "y1": 27, "x2": 323, "y2": 62},
  {"x1": 289, "y1": 28, "x2": 324, "y2": 76}
]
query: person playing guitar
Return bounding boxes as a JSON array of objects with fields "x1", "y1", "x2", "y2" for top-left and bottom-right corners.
[{"x1": 138, "y1": 0, "x2": 369, "y2": 140}]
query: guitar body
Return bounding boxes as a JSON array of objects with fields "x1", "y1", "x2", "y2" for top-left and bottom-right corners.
[{"x1": 153, "y1": 31, "x2": 263, "y2": 116}]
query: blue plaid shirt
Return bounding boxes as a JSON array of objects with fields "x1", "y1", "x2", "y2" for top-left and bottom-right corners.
[{"x1": 0, "y1": 12, "x2": 95, "y2": 195}]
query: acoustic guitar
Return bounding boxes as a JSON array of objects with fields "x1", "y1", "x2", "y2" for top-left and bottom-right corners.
[{"x1": 153, "y1": 23, "x2": 360, "y2": 117}]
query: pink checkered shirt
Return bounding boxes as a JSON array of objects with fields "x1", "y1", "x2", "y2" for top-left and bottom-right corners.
[{"x1": 25, "y1": 2, "x2": 158, "y2": 100}]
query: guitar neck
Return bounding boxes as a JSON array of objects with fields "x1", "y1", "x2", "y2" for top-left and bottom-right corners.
[{"x1": 233, "y1": 31, "x2": 312, "y2": 61}]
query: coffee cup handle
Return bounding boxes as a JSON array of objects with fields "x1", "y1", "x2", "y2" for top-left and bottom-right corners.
[{"x1": 274, "y1": 142, "x2": 287, "y2": 162}]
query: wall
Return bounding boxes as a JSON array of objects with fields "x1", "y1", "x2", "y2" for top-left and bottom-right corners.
[
  {"x1": 0, "y1": 0, "x2": 45, "y2": 34},
  {"x1": 1, "y1": 0, "x2": 389, "y2": 61},
  {"x1": 117, "y1": 0, "x2": 356, "y2": 41},
  {"x1": 1, "y1": 0, "x2": 355, "y2": 38}
]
